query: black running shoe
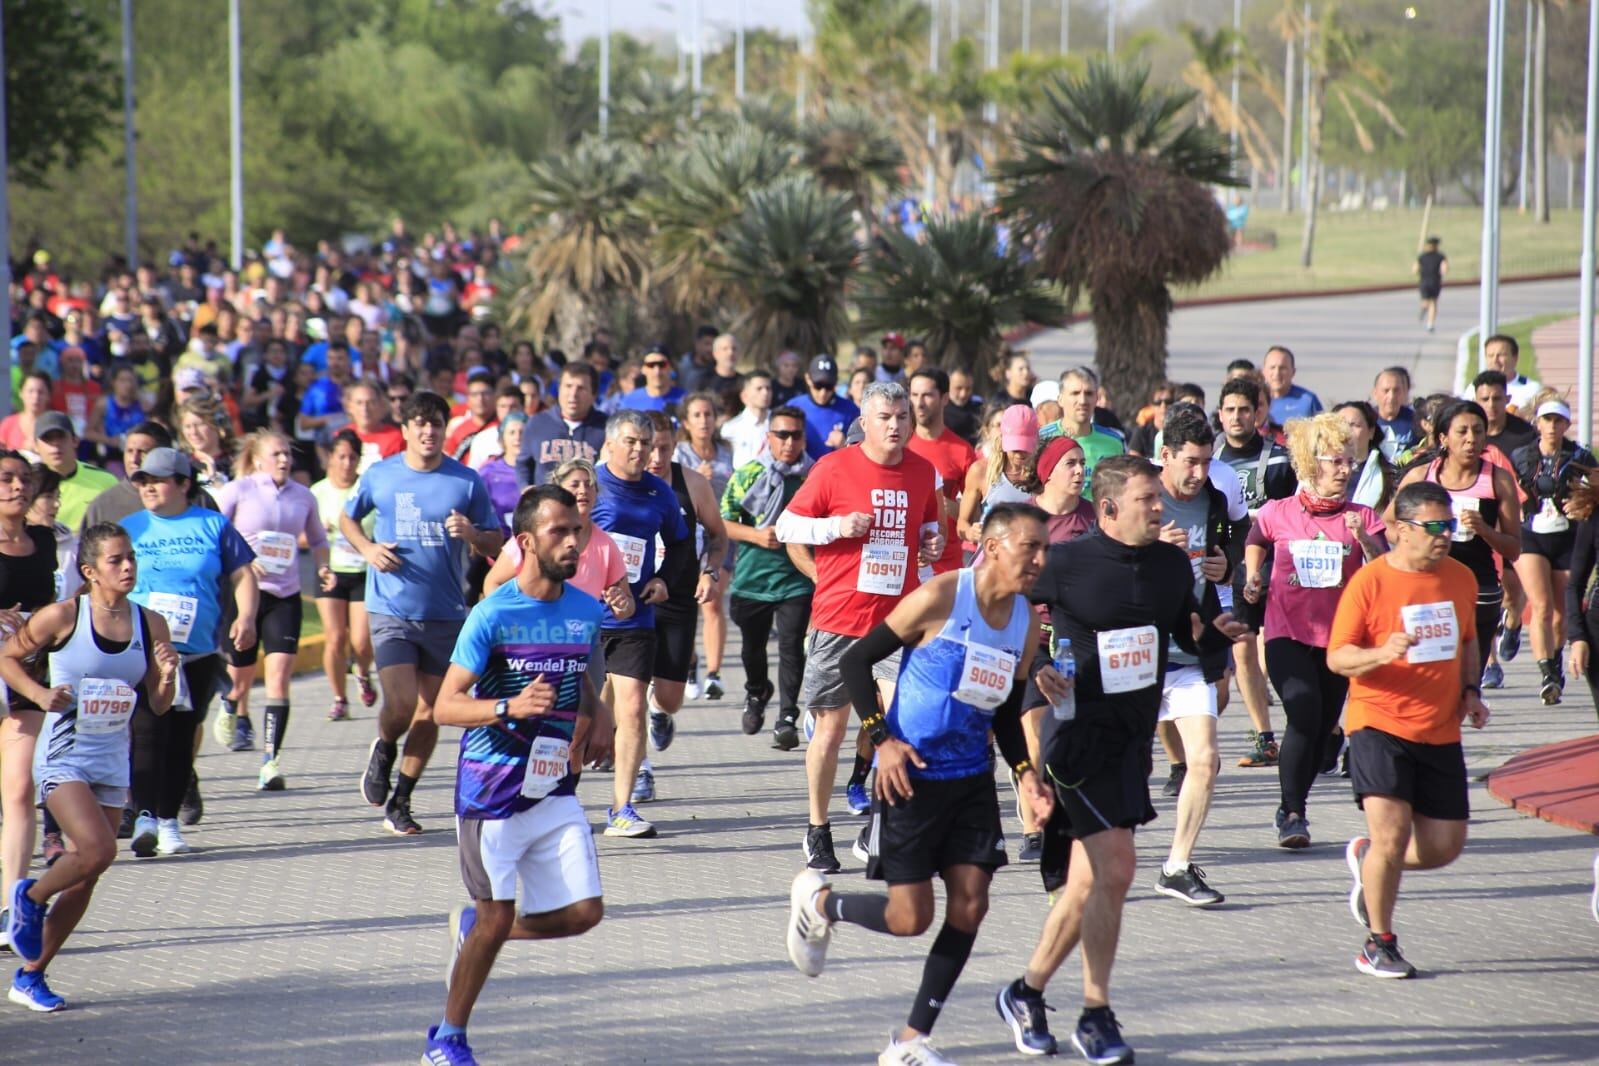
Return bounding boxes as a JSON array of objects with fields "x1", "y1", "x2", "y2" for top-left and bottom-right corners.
[
  {"x1": 1355, "y1": 934, "x2": 1416, "y2": 979},
  {"x1": 116, "y1": 806, "x2": 134, "y2": 840},
  {"x1": 1154, "y1": 863, "x2": 1225, "y2": 906},
  {"x1": 384, "y1": 798, "x2": 422, "y2": 836},
  {"x1": 1321, "y1": 727, "x2": 1345, "y2": 774},
  {"x1": 1278, "y1": 812, "x2": 1311, "y2": 849},
  {"x1": 362, "y1": 738, "x2": 396, "y2": 807},
  {"x1": 1539, "y1": 660, "x2": 1564, "y2": 705},
  {"x1": 996, "y1": 979, "x2": 1057, "y2": 1056},
  {"x1": 1019, "y1": 832, "x2": 1044, "y2": 863},
  {"x1": 180, "y1": 771, "x2": 204, "y2": 826},
  {"x1": 1161, "y1": 763, "x2": 1186, "y2": 797},
  {"x1": 772, "y1": 717, "x2": 799, "y2": 751},
  {"x1": 742, "y1": 680, "x2": 775, "y2": 736},
  {"x1": 1072, "y1": 1006, "x2": 1133, "y2": 1065},
  {"x1": 803, "y1": 823, "x2": 841, "y2": 873}
]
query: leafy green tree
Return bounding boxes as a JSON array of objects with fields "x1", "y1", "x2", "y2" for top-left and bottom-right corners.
[
  {"x1": 4, "y1": 0, "x2": 120, "y2": 187},
  {"x1": 998, "y1": 61, "x2": 1238, "y2": 419}
]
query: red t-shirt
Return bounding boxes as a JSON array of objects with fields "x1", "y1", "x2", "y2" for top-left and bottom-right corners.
[
  {"x1": 52, "y1": 379, "x2": 103, "y2": 437},
  {"x1": 784, "y1": 445, "x2": 941, "y2": 637},
  {"x1": 905, "y1": 427, "x2": 977, "y2": 575},
  {"x1": 446, "y1": 415, "x2": 496, "y2": 459},
  {"x1": 355, "y1": 425, "x2": 405, "y2": 471}
]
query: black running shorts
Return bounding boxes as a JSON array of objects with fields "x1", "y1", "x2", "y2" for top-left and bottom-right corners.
[
  {"x1": 1039, "y1": 723, "x2": 1156, "y2": 893},
  {"x1": 651, "y1": 606, "x2": 698, "y2": 683},
  {"x1": 315, "y1": 570, "x2": 366, "y2": 603},
  {"x1": 863, "y1": 771, "x2": 1008, "y2": 885},
  {"x1": 601, "y1": 628, "x2": 657, "y2": 683},
  {"x1": 1348, "y1": 727, "x2": 1469, "y2": 822},
  {"x1": 224, "y1": 590, "x2": 302, "y2": 667}
]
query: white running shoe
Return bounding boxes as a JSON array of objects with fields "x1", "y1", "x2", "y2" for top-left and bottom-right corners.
[
  {"x1": 1346, "y1": 836, "x2": 1371, "y2": 927},
  {"x1": 685, "y1": 658, "x2": 702, "y2": 701},
  {"x1": 879, "y1": 1032, "x2": 958, "y2": 1066},
  {"x1": 131, "y1": 812, "x2": 159, "y2": 857},
  {"x1": 156, "y1": 818, "x2": 191, "y2": 855},
  {"x1": 258, "y1": 758, "x2": 286, "y2": 791},
  {"x1": 785, "y1": 868, "x2": 832, "y2": 977},
  {"x1": 211, "y1": 704, "x2": 236, "y2": 748}
]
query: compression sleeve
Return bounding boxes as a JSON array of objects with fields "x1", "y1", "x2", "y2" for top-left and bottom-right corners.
[
  {"x1": 1567, "y1": 518, "x2": 1598, "y2": 643},
  {"x1": 775, "y1": 511, "x2": 841, "y2": 545},
  {"x1": 990, "y1": 683, "x2": 1031, "y2": 772},
  {"x1": 839, "y1": 623, "x2": 911, "y2": 740}
]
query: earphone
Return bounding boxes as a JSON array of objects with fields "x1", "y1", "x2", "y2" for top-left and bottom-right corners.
[{"x1": 1104, "y1": 500, "x2": 1118, "y2": 517}]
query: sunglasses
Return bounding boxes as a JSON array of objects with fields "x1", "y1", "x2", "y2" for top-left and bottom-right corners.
[
  {"x1": 1403, "y1": 517, "x2": 1457, "y2": 537},
  {"x1": 1152, "y1": 396, "x2": 1174, "y2": 406},
  {"x1": 769, "y1": 429, "x2": 804, "y2": 441},
  {"x1": 1315, "y1": 455, "x2": 1355, "y2": 470},
  {"x1": 643, "y1": 360, "x2": 670, "y2": 369}
]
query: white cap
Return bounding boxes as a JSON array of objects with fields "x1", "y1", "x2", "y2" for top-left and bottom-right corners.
[
  {"x1": 1030, "y1": 380, "x2": 1061, "y2": 406},
  {"x1": 1536, "y1": 400, "x2": 1572, "y2": 422}
]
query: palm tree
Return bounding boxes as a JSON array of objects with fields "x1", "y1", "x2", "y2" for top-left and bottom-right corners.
[
  {"x1": 716, "y1": 175, "x2": 859, "y2": 363},
  {"x1": 611, "y1": 71, "x2": 701, "y2": 153},
  {"x1": 801, "y1": 104, "x2": 906, "y2": 236},
  {"x1": 997, "y1": 61, "x2": 1238, "y2": 420},
  {"x1": 857, "y1": 214, "x2": 1067, "y2": 375},
  {"x1": 1178, "y1": 23, "x2": 1280, "y2": 178}
]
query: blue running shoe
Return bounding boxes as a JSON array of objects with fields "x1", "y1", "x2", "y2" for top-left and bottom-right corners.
[
  {"x1": 631, "y1": 765, "x2": 656, "y2": 803},
  {"x1": 445, "y1": 905, "x2": 477, "y2": 990},
  {"x1": 8, "y1": 968, "x2": 64, "y2": 1012},
  {"x1": 604, "y1": 803, "x2": 657, "y2": 838},
  {"x1": 649, "y1": 710, "x2": 675, "y2": 752},
  {"x1": 1481, "y1": 661, "x2": 1504, "y2": 689},
  {"x1": 1498, "y1": 621, "x2": 1523, "y2": 662},
  {"x1": 1072, "y1": 1006, "x2": 1133, "y2": 1065},
  {"x1": 846, "y1": 782, "x2": 870, "y2": 815},
  {"x1": 230, "y1": 715, "x2": 256, "y2": 752},
  {"x1": 996, "y1": 979, "x2": 1058, "y2": 1056},
  {"x1": 421, "y1": 1025, "x2": 478, "y2": 1065},
  {"x1": 7, "y1": 880, "x2": 45, "y2": 964}
]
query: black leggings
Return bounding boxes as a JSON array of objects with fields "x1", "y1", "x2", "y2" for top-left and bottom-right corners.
[
  {"x1": 729, "y1": 593, "x2": 810, "y2": 722},
  {"x1": 1265, "y1": 637, "x2": 1349, "y2": 817},
  {"x1": 131, "y1": 655, "x2": 224, "y2": 819},
  {"x1": 1474, "y1": 591, "x2": 1502, "y2": 672}
]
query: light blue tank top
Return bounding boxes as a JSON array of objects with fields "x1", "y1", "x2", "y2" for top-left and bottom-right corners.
[
  {"x1": 37, "y1": 598, "x2": 151, "y2": 784},
  {"x1": 885, "y1": 568, "x2": 1031, "y2": 780}
]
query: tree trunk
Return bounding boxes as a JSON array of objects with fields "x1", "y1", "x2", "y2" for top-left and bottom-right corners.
[
  {"x1": 1281, "y1": 37, "x2": 1296, "y2": 211},
  {"x1": 1090, "y1": 281, "x2": 1173, "y2": 425},
  {"x1": 1533, "y1": 0, "x2": 1549, "y2": 222},
  {"x1": 1300, "y1": 76, "x2": 1324, "y2": 269}
]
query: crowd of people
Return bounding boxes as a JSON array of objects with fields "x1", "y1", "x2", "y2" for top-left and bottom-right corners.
[{"x1": 0, "y1": 232, "x2": 1592, "y2": 1065}]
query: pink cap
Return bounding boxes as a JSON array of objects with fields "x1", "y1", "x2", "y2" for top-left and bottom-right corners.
[{"x1": 1000, "y1": 404, "x2": 1039, "y2": 453}]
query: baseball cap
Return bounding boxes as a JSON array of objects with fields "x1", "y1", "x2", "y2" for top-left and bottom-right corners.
[
  {"x1": 131, "y1": 447, "x2": 192, "y2": 480},
  {"x1": 34, "y1": 412, "x2": 75, "y2": 439},
  {"x1": 881, "y1": 332, "x2": 906, "y2": 347},
  {"x1": 1000, "y1": 404, "x2": 1040, "y2": 453},
  {"x1": 808, "y1": 355, "x2": 839, "y2": 386},
  {"x1": 1036, "y1": 436, "x2": 1083, "y2": 484},
  {"x1": 845, "y1": 417, "x2": 866, "y2": 447},
  {"x1": 1536, "y1": 400, "x2": 1572, "y2": 421},
  {"x1": 1030, "y1": 380, "x2": 1061, "y2": 406},
  {"x1": 175, "y1": 367, "x2": 209, "y2": 392}
]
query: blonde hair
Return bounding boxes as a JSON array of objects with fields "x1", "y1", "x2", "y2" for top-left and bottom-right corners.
[
  {"x1": 234, "y1": 430, "x2": 291, "y2": 478},
  {"x1": 177, "y1": 395, "x2": 234, "y2": 455},
  {"x1": 1286, "y1": 412, "x2": 1354, "y2": 484},
  {"x1": 547, "y1": 456, "x2": 599, "y2": 494}
]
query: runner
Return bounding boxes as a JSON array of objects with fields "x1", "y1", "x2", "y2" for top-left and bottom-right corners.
[
  {"x1": 958, "y1": 405, "x2": 1037, "y2": 541},
  {"x1": 1370, "y1": 368, "x2": 1419, "y2": 462},
  {"x1": 1261, "y1": 346, "x2": 1324, "y2": 424},
  {"x1": 1564, "y1": 476, "x2": 1599, "y2": 717},
  {"x1": 673, "y1": 393, "x2": 735, "y2": 701},
  {"x1": 1472, "y1": 369, "x2": 1537, "y2": 684},
  {"x1": 776, "y1": 382, "x2": 943, "y2": 872},
  {"x1": 998, "y1": 456, "x2": 1247, "y2": 1064},
  {"x1": 784, "y1": 503, "x2": 1052, "y2": 1066},
  {"x1": 123, "y1": 448, "x2": 257, "y2": 856},
  {"x1": 721, "y1": 407, "x2": 814, "y2": 742},
  {"x1": 905, "y1": 369, "x2": 976, "y2": 582},
  {"x1": 344, "y1": 392, "x2": 503, "y2": 836},
  {"x1": 1510, "y1": 397, "x2": 1594, "y2": 704},
  {"x1": 1334, "y1": 402, "x2": 1400, "y2": 512},
  {"x1": 311, "y1": 429, "x2": 377, "y2": 722},
  {"x1": 1243, "y1": 414, "x2": 1387, "y2": 849},
  {"x1": 31, "y1": 412, "x2": 117, "y2": 531},
  {"x1": 1038, "y1": 368, "x2": 1126, "y2": 499},
  {"x1": 1479, "y1": 334, "x2": 1542, "y2": 412},
  {"x1": 1328, "y1": 480, "x2": 1487, "y2": 978},
  {"x1": 722, "y1": 372, "x2": 774, "y2": 470},
  {"x1": 214, "y1": 432, "x2": 330, "y2": 789},
  {"x1": 422, "y1": 485, "x2": 606, "y2": 1066},
  {"x1": 790, "y1": 354, "x2": 860, "y2": 460},
  {"x1": 517, "y1": 363, "x2": 607, "y2": 489},
  {"x1": 1412, "y1": 236, "x2": 1447, "y2": 333},
  {"x1": 2, "y1": 524, "x2": 180, "y2": 1011},
  {"x1": 341, "y1": 379, "x2": 405, "y2": 474},
  {"x1": 588, "y1": 410, "x2": 691, "y2": 840}
]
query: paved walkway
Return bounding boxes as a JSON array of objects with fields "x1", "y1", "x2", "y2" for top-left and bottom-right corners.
[{"x1": 4, "y1": 625, "x2": 1599, "y2": 1064}]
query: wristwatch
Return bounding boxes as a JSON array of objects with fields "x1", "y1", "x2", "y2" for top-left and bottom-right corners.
[
  {"x1": 494, "y1": 698, "x2": 511, "y2": 722},
  {"x1": 701, "y1": 567, "x2": 720, "y2": 582}
]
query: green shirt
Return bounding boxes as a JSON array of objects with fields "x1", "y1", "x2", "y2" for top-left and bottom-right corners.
[
  {"x1": 58, "y1": 461, "x2": 119, "y2": 531},
  {"x1": 721, "y1": 461, "x2": 813, "y2": 603},
  {"x1": 1037, "y1": 422, "x2": 1126, "y2": 500}
]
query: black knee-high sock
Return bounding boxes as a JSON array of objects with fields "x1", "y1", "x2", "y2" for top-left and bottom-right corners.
[
  {"x1": 822, "y1": 892, "x2": 893, "y2": 934},
  {"x1": 393, "y1": 771, "x2": 419, "y2": 804},
  {"x1": 906, "y1": 923, "x2": 978, "y2": 1034},
  {"x1": 848, "y1": 753, "x2": 870, "y2": 788},
  {"x1": 263, "y1": 700, "x2": 290, "y2": 760}
]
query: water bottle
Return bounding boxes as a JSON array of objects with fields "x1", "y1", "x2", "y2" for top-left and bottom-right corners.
[{"x1": 1050, "y1": 638, "x2": 1076, "y2": 722}]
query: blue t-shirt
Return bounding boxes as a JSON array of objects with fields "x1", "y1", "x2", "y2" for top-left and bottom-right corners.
[
  {"x1": 300, "y1": 341, "x2": 329, "y2": 372},
  {"x1": 1268, "y1": 384, "x2": 1323, "y2": 426},
  {"x1": 589, "y1": 463, "x2": 690, "y2": 630},
  {"x1": 299, "y1": 375, "x2": 344, "y2": 418},
  {"x1": 618, "y1": 387, "x2": 685, "y2": 413},
  {"x1": 790, "y1": 393, "x2": 860, "y2": 459},
  {"x1": 122, "y1": 506, "x2": 255, "y2": 656},
  {"x1": 345, "y1": 454, "x2": 500, "y2": 621},
  {"x1": 450, "y1": 581, "x2": 604, "y2": 820}
]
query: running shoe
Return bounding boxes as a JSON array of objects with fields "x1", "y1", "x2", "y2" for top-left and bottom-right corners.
[
  {"x1": 1320, "y1": 728, "x2": 1344, "y2": 774},
  {"x1": 362, "y1": 737, "x2": 396, "y2": 807},
  {"x1": 802, "y1": 708, "x2": 816, "y2": 744},
  {"x1": 771, "y1": 717, "x2": 799, "y2": 751},
  {"x1": 230, "y1": 714, "x2": 256, "y2": 752},
  {"x1": 1237, "y1": 731, "x2": 1278, "y2": 767},
  {"x1": 258, "y1": 758, "x2": 286, "y2": 792},
  {"x1": 878, "y1": 1032, "x2": 956, "y2": 1066},
  {"x1": 741, "y1": 680, "x2": 774, "y2": 735},
  {"x1": 1071, "y1": 1006, "x2": 1133, "y2": 1065},
  {"x1": 156, "y1": 819, "x2": 191, "y2": 855},
  {"x1": 1161, "y1": 763, "x2": 1186, "y2": 797},
  {"x1": 328, "y1": 698, "x2": 350, "y2": 722},
  {"x1": 8, "y1": 967, "x2": 64, "y2": 1012},
  {"x1": 1540, "y1": 662, "x2": 1564, "y2": 705},
  {"x1": 1154, "y1": 863, "x2": 1225, "y2": 907},
  {"x1": 684, "y1": 656, "x2": 702, "y2": 701},
  {"x1": 846, "y1": 781, "x2": 871, "y2": 815},
  {"x1": 180, "y1": 772, "x2": 203, "y2": 826},
  {"x1": 41, "y1": 832, "x2": 64, "y2": 868},
  {"x1": 421, "y1": 1025, "x2": 479, "y2": 1066},
  {"x1": 631, "y1": 765, "x2": 656, "y2": 803},
  {"x1": 385, "y1": 799, "x2": 423, "y2": 836},
  {"x1": 1480, "y1": 661, "x2": 1504, "y2": 689},
  {"x1": 803, "y1": 823, "x2": 841, "y2": 873},
  {"x1": 1498, "y1": 620, "x2": 1523, "y2": 661},
  {"x1": 1355, "y1": 934, "x2": 1416, "y2": 979},
  {"x1": 648, "y1": 709, "x2": 675, "y2": 752},
  {"x1": 604, "y1": 803, "x2": 657, "y2": 838},
  {"x1": 703, "y1": 672, "x2": 724, "y2": 700},
  {"x1": 784, "y1": 868, "x2": 832, "y2": 977},
  {"x1": 211, "y1": 697, "x2": 237, "y2": 747},
  {"x1": 445, "y1": 904, "x2": 477, "y2": 990},
  {"x1": 996, "y1": 978, "x2": 1058, "y2": 1056},
  {"x1": 7, "y1": 881, "x2": 44, "y2": 963},
  {"x1": 1019, "y1": 833, "x2": 1044, "y2": 863},
  {"x1": 1277, "y1": 812, "x2": 1311, "y2": 850},
  {"x1": 1346, "y1": 836, "x2": 1371, "y2": 927},
  {"x1": 117, "y1": 806, "x2": 133, "y2": 839},
  {"x1": 354, "y1": 667, "x2": 377, "y2": 707},
  {"x1": 852, "y1": 824, "x2": 871, "y2": 865},
  {"x1": 130, "y1": 812, "x2": 159, "y2": 858}
]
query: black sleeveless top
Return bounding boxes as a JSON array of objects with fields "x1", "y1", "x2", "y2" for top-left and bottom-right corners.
[
  {"x1": 1423, "y1": 459, "x2": 1500, "y2": 591},
  {"x1": 0, "y1": 525, "x2": 60, "y2": 614},
  {"x1": 657, "y1": 462, "x2": 700, "y2": 620}
]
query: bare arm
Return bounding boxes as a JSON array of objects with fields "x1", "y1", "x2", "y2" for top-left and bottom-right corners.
[{"x1": 786, "y1": 541, "x2": 817, "y2": 582}]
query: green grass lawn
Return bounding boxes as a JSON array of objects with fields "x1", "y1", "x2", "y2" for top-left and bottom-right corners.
[
  {"x1": 1185, "y1": 206, "x2": 1585, "y2": 300},
  {"x1": 1460, "y1": 310, "x2": 1573, "y2": 384}
]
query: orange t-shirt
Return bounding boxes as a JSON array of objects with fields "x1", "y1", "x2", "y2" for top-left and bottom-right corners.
[{"x1": 1329, "y1": 554, "x2": 1478, "y2": 745}]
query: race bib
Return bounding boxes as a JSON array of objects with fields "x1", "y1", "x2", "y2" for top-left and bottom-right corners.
[
  {"x1": 1531, "y1": 499, "x2": 1569, "y2": 534},
  {"x1": 1289, "y1": 539, "x2": 1344, "y2": 589},
  {"x1": 613, "y1": 533, "x2": 647, "y2": 584},
  {"x1": 856, "y1": 542, "x2": 909, "y2": 596},
  {"x1": 520, "y1": 734, "x2": 572, "y2": 800},
  {"x1": 1097, "y1": 626, "x2": 1159, "y2": 694},
  {"x1": 78, "y1": 677, "x2": 137, "y2": 735},
  {"x1": 953, "y1": 641, "x2": 1016, "y2": 711},
  {"x1": 1400, "y1": 601, "x2": 1459, "y2": 664},
  {"x1": 1450, "y1": 496, "x2": 1478, "y2": 542},
  {"x1": 330, "y1": 533, "x2": 365, "y2": 571},
  {"x1": 253, "y1": 530, "x2": 297, "y2": 574},
  {"x1": 146, "y1": 592, "x2": 198, "y2": 644}
]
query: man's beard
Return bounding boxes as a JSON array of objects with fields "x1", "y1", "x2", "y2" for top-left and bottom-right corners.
[{"x1": 538, "y1": 557, "x2": 578, "y2": 582}]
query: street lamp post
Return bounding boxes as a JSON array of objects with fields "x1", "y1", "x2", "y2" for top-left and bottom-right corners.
[
  {"x1": 122, "y1": 0, "x2": 138, "y2": 269},
  {"x1": 1060, "y1": 0, "x2": 1069, "y2": 53},
  {"x1": 1107, "y1": 0, "x2": 1117, "y2": 53},
  {"x1": 1519, "y1": 0, "x2": 1532, "y2": 212},
  {"x1": 1480, "y1": 0, "x2": 1508, "y2": 343},
  {"x1": 1576, "y1": 0, "x2": 1598, "y2": 443},
  {"x1": 599, "y1": 0, "x2": 611, "y2": 139},
  {"x1": 926, "y1": 0, "x2": 940, "y2": 206},
  {"x1": 229, "y1": 0, "x2": 243, "y2": 270},
  {"x1": 735, "y1": 0, "x2": 746, "y2": 100},
  {"x1": 1230, "y1": 0, "x2": 1241, "y2": 160},
  {"x1": 690, "y1": 0, "x2": 702, "y2": 118},
  {"x1": 984, "y1": 0, "x2": 998, "y2": 127}
]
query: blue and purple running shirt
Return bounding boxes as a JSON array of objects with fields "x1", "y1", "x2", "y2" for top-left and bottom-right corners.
[{"x1": 448, "y1": 579, "x2": 603, "y2": 820}]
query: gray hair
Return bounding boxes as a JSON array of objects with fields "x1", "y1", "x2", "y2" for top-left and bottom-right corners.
[
  {"x1": 861, "y1": 381, "x2": 908, "y2": 411},
  {"x1": 606, "y1": 409, "x2": 655, "y2": 442},
  {"x1": 1060, "y1": 366, "x2": 1099, "y2": 390}
]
